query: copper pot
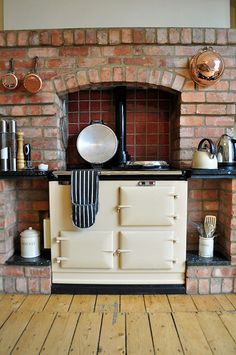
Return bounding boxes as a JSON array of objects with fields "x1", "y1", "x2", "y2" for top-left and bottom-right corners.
[
  {"x1": 1, "y1": 58, "x2": 18, "y2": 90},
  {"x1": 189, "y1": 47, "x2": 224, "y2": 87},
  {"x1": 23, "y1": 56, "x2": 42, "y2": 94}
]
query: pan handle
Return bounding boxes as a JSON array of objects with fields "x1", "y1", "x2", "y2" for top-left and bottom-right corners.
[{"x1": 33, "y1": 56, "x2": 39, "y2": 73}]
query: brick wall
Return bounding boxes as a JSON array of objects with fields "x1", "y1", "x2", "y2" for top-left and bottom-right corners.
[{"x1": 0, "y1": 27, "x2": 236, "y2": 293}]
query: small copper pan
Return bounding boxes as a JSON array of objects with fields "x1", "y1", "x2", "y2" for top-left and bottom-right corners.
[
  {"x1": 23, "y1": 56, "x2": 42, "y2": 94},
  {"x1": 2, "y1": 58, "x2": 18, "y2": 90}
]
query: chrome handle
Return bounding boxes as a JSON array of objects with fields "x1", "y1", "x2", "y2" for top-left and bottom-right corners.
[
  {"x1": 117, "y1": 205, "x2": 131, "y2": 212},
  {"x1": 56, "y1": 257, "x2": 69, "y2": 263},
  {"x1": 56, "y1": 237, "x2": 69, "y2": 243}
]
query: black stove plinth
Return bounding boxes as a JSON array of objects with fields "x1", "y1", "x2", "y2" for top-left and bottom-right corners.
[{"x1": 52, "y1": 283, "x2": 186, "y2": 294}]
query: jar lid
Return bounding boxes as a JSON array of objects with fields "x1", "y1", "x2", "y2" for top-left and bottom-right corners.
[{"x1": 20, "y1": 227, "x2": 39, "y2": 237}]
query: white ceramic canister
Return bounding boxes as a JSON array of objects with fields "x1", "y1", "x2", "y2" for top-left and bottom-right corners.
[
  {"x1": 199, "y1": 236, "x2": 214, "y2": 258},
  {"x1": 20, "y1": 227, "x2": 40, "y2": 258}
]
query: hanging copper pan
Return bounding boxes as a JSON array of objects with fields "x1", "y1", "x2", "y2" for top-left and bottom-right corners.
[
  {"x1": 189, "y1": 47, "x2": 224, "y2": 87},
  {"x1": 23, "y1": 56, "x2": 42, "y2": 94},
  {"x1": 2, "y1": 58, "x2": 18, "y2": 90}
]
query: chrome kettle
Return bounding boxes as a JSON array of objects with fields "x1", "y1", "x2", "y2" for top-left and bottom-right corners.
[{"x1": 217, "y1": 134, "x2": 236, "y2": 165}]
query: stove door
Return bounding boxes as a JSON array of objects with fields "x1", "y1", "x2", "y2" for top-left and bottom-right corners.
[
  {"x1": 119, "y1": 184, "x2": 176, "y2": 226},
  {"x1": 119, "y1": 231, "x2": 175, "y2": 269},
  {"x1": 58, "y1": 230, "x2": 114, "y2": 269}
]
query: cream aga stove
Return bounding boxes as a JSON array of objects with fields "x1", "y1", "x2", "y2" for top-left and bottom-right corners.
[{"x1": 49, "y1": 170, "x2": 188, "y2": 288}]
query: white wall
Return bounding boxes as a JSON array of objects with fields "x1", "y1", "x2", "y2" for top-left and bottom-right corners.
[{"x1": 4, "y1": 0, "x2": 230, "y2": 30}]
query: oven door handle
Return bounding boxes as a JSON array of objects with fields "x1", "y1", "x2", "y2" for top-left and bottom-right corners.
[
  {"x1": 56, "y1": 257, "x2": 69, "y2": 263},
  {"x1": 56, "y1": 237, "x2": 69, "y2": 243},
  {"x1": 117, "y1": 205, "x2": 131, "y2": 211}
]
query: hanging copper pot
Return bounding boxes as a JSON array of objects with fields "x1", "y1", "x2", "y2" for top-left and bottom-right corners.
[
  {"x1": 1, "y1": 58, "x2": 18, "y2": 90},
  {"x1": 23, "y1": 56, "x2": 42, "y2": 94},
  {"x1": 189, "y1": 47, "x2": 224, "y2": 87}
]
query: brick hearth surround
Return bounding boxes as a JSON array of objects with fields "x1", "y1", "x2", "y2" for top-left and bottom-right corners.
[{"x1": 0, "y1": 27, "x2": 236, "y2": 294}]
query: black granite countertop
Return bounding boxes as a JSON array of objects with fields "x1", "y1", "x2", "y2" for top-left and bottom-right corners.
[
  {"x1": 6, "y1": 251, "x2": 51, "y2": 266},
  {"x1": 186, "y1": 251, "x2": 230, "y2": 266},
  {"x1": 0, "y1": 169, "x2": 50, "y2": 179}
]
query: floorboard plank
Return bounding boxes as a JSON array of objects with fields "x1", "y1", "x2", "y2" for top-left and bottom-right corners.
[
  {"x1": 17, "y1": 295, "x2": 50, "y2": 312},
  {"x1": 69, "y1": 295, "x2": 96, "y2": 313},
  {"x1": 191, "y1": 295, "x2": 223, "y2": 312},
  {"x1": 144, "y1": 295, "x2": 171, "y2": 313},
  {"x1": 214, "y1": 295, "x2": 236, "y2": 311},
  {"x1": 0, "y1": 311, "x2": 33, "y2": 354},
  {"x1": 126, "y1": 313, "x2": 154, "y2": 355},
  {"x1": 220, "y1": 312, "x2": 236, "y2": 342},
  {"x1": 173, "y1": 312, "x2": 212, "y2": 354},
  {"x1": 95, "y1": 295, "x2": 120, "y2": 313},
  {"x1": 0, "y1": 294, "x2": 26, "y2": 311},
  {"x1": 69, "y1": 312, "x2": 102, "y2": 355},
  {"x1": 121, "y1": 295, "x2": 145, "y2": 313},
  {"x1": 40, "y1": 312, "x2": 78, "y2": 355},
  {"x1": 0, "y1": 307, "x2": 13, "y2": 329},
  {"x1": 43, "y1": 294, "x2": 73, "y2": 313},
  {"x1": 150, "y1": 312, "x2": 183, "y2": 354},
  {"x1": 226, "y1": 294, "x2": 236, "y2": 309},
  {"x1": 11, "y1": 312, "x2": 56, "y2": 355},
  {"x1": 98, "y1": 312, "x2": 125, "y2": 354},
  {"x1": 197, "y1": 312, "x2": 236, "y2": 354},
  {"x1": 168, "y1": 295, "x2": 197, "y2": 312}
]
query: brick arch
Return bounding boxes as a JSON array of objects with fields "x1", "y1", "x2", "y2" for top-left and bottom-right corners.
[{"x1": 53, "y1": 66, "x2": 186, "y2": 96}]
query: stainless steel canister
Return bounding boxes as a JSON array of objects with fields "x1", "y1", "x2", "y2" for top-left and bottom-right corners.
[
  {"x1": 0, "y1": 120, "x2": 8, "y2": 171},
  {"x1": 8, "y1": 120, "x2": 17, "y2": 171}
]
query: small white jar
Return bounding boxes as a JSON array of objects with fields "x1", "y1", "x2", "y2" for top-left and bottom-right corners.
[{"x1": 20, "y1": 227, "x2": 40, "y2": 258}]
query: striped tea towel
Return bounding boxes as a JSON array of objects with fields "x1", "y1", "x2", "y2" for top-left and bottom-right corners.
[{"x1": 71, "y1": 169, "x2": 99, "y2": 228}]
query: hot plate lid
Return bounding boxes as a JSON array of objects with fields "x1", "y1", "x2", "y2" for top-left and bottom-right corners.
[{"x1": 127, "y1": 160, "x2": 169, "y2": 169}]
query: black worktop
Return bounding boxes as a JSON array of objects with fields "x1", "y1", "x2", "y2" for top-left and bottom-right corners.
[{"x1": 0, "y1": 167, "x2": 236, "y2": 179}]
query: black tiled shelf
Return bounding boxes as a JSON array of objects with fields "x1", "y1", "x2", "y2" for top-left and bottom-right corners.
[{"x1": 187, "y1": 251, "x2": 230, "y2": 266}]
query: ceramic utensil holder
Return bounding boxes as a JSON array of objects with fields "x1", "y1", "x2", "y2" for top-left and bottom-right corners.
[{"x1": 199, "y1": 236, "x2": 214, "y2": 258}]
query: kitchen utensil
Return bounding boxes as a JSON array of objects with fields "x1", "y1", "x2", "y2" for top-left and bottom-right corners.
[
  {"x1": 189, "y1": 47, "x2": 224, "y2": 87},
  {"x1": 204, "y1": 215, "x2": 216, "y2": 238},
  {"x1": 192, "y1": 221, "x2": 206, "y2": 238},
  {"x1": 192, "y1": 138, "x2": 218, "y2": 169},
  {"x1": 1, "y1": 58, "x2": 18, "y2": 90},
  {"x1": 76, "y1": 121, "x2": 118, "y2": 165},
  {"x1": 23, "y1": 56, "x2": 42, "y2": 94},
  {"x1": 217, "y1": 134, "x2": 236, "y2": 166}
]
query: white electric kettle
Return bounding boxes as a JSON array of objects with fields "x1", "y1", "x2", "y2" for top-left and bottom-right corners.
[{"x1": 192, "y1": 138, "x2": 218, "y2": 169}]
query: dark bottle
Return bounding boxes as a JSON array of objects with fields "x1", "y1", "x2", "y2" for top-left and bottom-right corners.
[
  {"x1": 0, "y1": 120, "x2": 8, "y2": 171},
  {"x1": 8, "y1": 120, "x2": 17, "y2": 171}
]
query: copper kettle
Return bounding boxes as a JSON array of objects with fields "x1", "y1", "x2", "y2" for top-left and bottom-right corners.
[{"x1": 189, "y1": 47, "x2": 224, "y2": 87}]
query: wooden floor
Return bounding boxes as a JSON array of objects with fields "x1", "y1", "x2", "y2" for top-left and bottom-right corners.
[{"x1": 0, "y1": 294, "x2": 236, "y2": 354}]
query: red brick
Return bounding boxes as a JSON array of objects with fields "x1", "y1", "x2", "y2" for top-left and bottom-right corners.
[
  {"x1": 16, "y1": 277, "x2": 27, "y2": 293},
  {"x1": 161, "y1": 71, "x2": 173, "y2": 87},
  {"x1": 28, "y1": 278, "x2": 40, "y2": 294},
  {"x1": 18, "y1": 31, "x2": 29, "y2": 46},
  {"x1": 205, "y1": 29, "x2": 215, "y2": 44},
  {"x1": 196, "y1": 267, "x2": 212, "y2": 278},
  {"x1": 199, "y1": 279, "x2": 210, "y2": 294},
  {"x1": 145, "y1": 29, "x2": 156, "y2": 43},
  {"x1": 63, "y1": 30, "x2": 74, "y2": 45},
  {"x1": 182, "y1": 92, "x2": 205, "y2": 103},
  {"x1": 180, "y1": 28, "x2": 191, "y2": 44},
  {"x1": 6, "y1": 31, "x2": 17, "y2": 46},
  {"x1": 157, "y1": 28, "x2": 168, "y2": 44},
  {"x1": 212, "y1": 267, "x2": 233, "y2": 277},
  {"x1": 3, "y1": 277, "x2": 16, "y2": 293},
  {"x1": 222, "y1": 278, "x2": 233, "y2": 293},
  {"x1": 181, "y1": 105, "x2": 196, "y2": 115},
  {"x1": 133, "y1": 29, "x2": 145, "y2": 43},
  {"x1": 29, "y1": 31, "x2": 40, "y2": 46},
  {"x1": 109, "y1": 29, "x2": 120, "y2": 45},
  {"x1": 0, "y1": 32, "x2": 6, "y2": 46},
  {"x1": 100, "y1": 67, "x2": 111, "y2": 82},
  {"x1": 169, "y1": 28, "x2": 180, "y2": 44},
  {"x1": 85, "y1": 29, "x2": 97, "y2": 44},
  {"x1": 77, "y1": 71, "x2": 89, "y2": 87},
  {"x1": 192, "y1": 28, "x2": 204, "y2": 43},
  {"x1": 3, "y1": 265, "x2": 24, "y2": 277},
  {"x1": 88, "y1": 69, "x2": 100, "y2": 83},
  {"x1": 121, "y1": 29, "x2": 132, "y2": 43},
  {"x1": 25, "y1": 267, "x2": 50, "y2": 278},
  {"x1": 97, "y1": 29, "x2": 108, "y2": 45},
  {"x1": 172, "y1": 75, "x2": 185, "y2": 91},
  {"x1": 205, "y1": 116, "x2": 234, "y2": 127},
  {"x1": 40, "y1": 278, "x2": 51, "y2": 294},
  {"x1": 203, "y1": 201, "x2": 219, "y2": 211},
  {"x1": 113, "y1": 67, "x2": 124, "y2": 82},
  {"x1": 216, "y1": 29, "x2": 227, "y2": 45},
  {"x1": 210, "y1": 278, "x2": 221, "y2": 294},
  {"x1": 186, "y1": 278, "x2": 198, "y2": 294},
  {"x1": 74, "y1": 30, "x2": 85, "y2": 44}
]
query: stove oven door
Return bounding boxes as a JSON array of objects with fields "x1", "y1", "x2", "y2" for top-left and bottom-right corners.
[
  {"x1": 57, "y1": 230, "x2": 114, "y2": 269},
  {"x1": 119, "y1": 184, "x2": 176, "y2": 226},
  {"x1": 119, "y1": 231, "x2": 175, "y2": 269}
]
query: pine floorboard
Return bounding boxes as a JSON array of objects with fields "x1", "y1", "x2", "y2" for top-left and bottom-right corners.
[{"x1": 0, "y1": 293, "x2": 235, "y2": 354}]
